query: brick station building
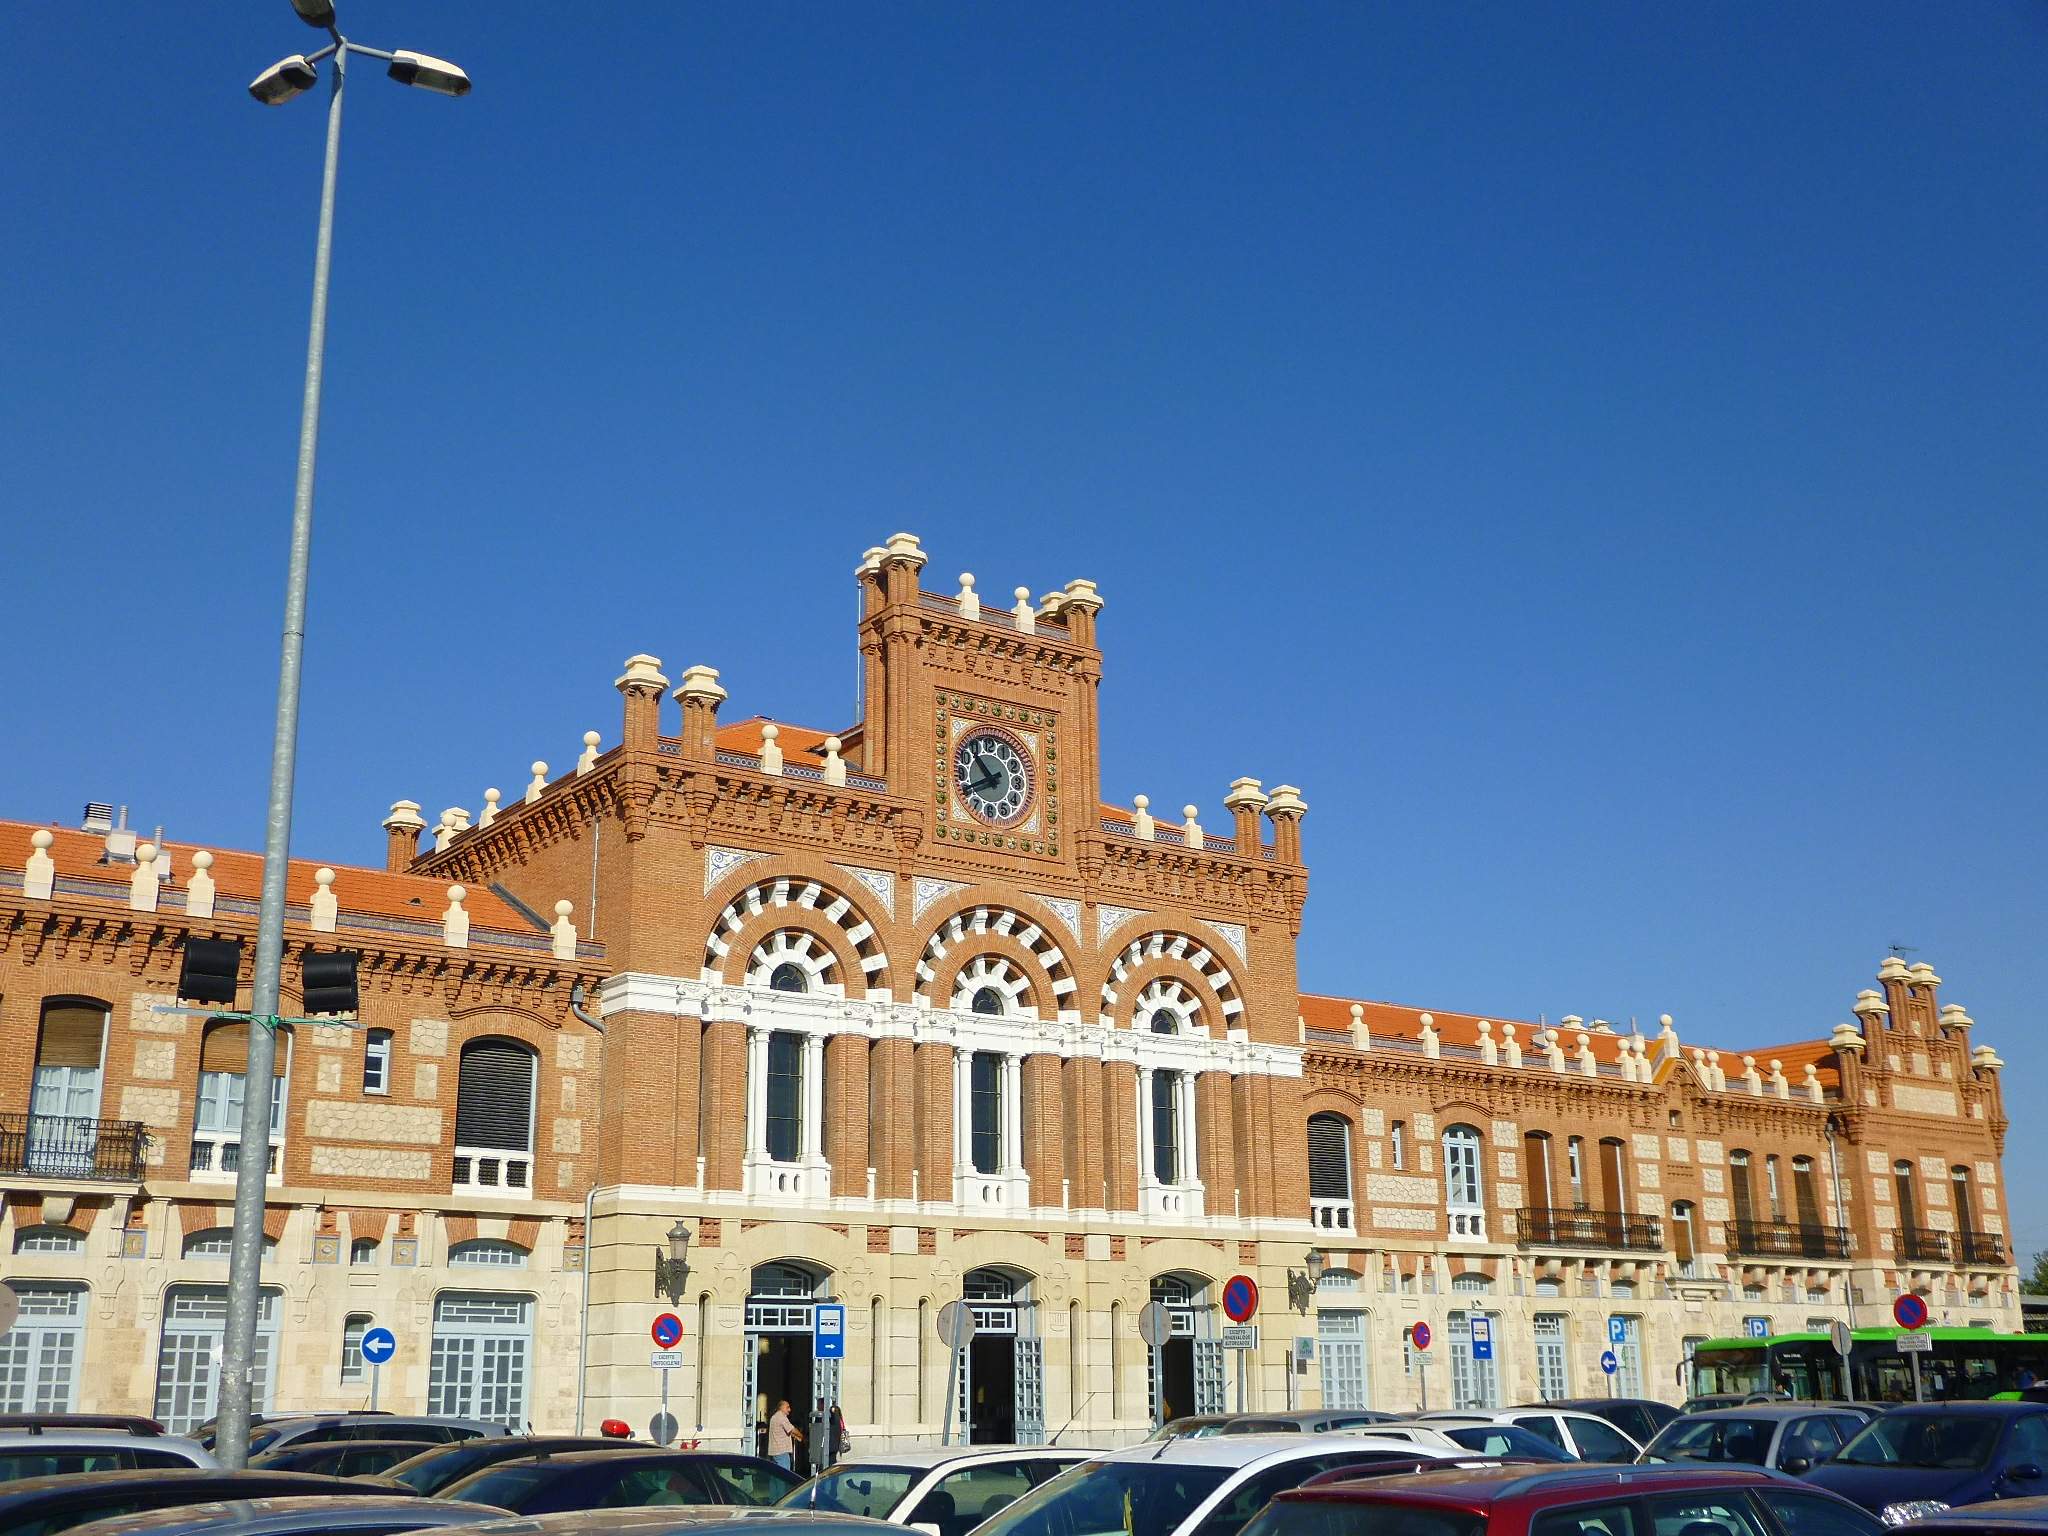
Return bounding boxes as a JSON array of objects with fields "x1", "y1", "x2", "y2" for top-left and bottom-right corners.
[{"x1": 0, "y1": 531, "x2": 2019, "y2": 1443}]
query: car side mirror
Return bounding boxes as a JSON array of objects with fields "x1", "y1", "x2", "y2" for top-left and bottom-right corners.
[
  {"x1": 1782, "y1": 1458, "x2": 1812, "y2": 1476},
  {"x1": 2006, "y1": 1464, "x2": 2043, "y2": 1482}
]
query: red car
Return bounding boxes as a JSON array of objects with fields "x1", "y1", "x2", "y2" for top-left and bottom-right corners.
[{"x1": 1241, "y1": 1463, "x2": 1885, "y2": 1536}]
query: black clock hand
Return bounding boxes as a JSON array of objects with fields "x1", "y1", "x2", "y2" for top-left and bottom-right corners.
[{"x1": 967, "y1": 767, "x2": 1001, "y2": 796}]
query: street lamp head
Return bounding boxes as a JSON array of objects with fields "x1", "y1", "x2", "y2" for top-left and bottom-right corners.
[
  {"x1": 1305, "y1": 1248, "x2": 1327, "y2": 1284},
  {"x1": 666, "y1": 1219, "x2": 691, "y2": 1269},
  {"x1": 387, "y1": 50, "x2": 472, "y2": 97},
  {"x1": 290, "y1": 0, "x2": 337, "y2": 28},
  {"x1": 249, "y1": 55, "x2": 320, "y2": 106}
]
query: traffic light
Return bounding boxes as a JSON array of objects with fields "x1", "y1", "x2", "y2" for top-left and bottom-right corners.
[
  {"x1": 301, "y1": 949, "x2": 361, "y2": 1017},
  {"x1": 178, "y1": 939, "x2": 243, "y2": 1006}
]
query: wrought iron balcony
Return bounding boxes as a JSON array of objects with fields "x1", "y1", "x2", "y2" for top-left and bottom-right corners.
[
  {"x1": 1730, "y1": 1219, "x2": 1853, "y2": 1260},
  {"x1": 1960, "y1": 1231, "x2": 2008, "y2": 1266},
  {"x1": 1895, "y1": 1226, "x2": 1953, "y2": 1264},
  {"x1": 1516, "y1": 1206, "x2": 1664, "y2": 1252},
  {"x1": 0, "y1": 1113, "x2": 149, "y2": 1182}
]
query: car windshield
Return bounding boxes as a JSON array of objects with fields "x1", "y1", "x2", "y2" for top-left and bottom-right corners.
[
  {"x1": 389, "y1": 1445, "x2": 486, "y2": 1492},
  {"x1": 975, "y1": 1459, "x2": 1231, "y2": 1536},
  {"x1": 1442, "y1": 1426, "x2": 1573, "y2": 1462},
  {"x1": 245, "y1": 1427, "x2": 285, "y2": 1454},
  {"x1": 1241, "y1": 1499, "x2": 1487, "y2": 1536},
  {"x1": 1833, "y1": 1413, "x2": 2000, "y2": 1470},
  {"x1": 444, "y1": 1462, "x2": 556, "y2": 1505},
  {"x1": 783, "y1": 1465, "x2": 919, "y2": 1517},
  {"x1": 1648, "y1": 1418, "x2": 1776, "y2": 1466}
]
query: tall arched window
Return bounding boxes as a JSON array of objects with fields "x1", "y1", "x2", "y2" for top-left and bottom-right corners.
[
  {"x1": 1729, "y1": 1150, "x2": 1756, "y2": 1236},
  {"x1": 453, "y1": 1038, "x2": 537, "y2": 1192},
  {"x1": 30, "y1": 999, "x2": 109, "y2": 1176},
  {"x1": 1671, "y1": 1200, "x2": 1698, "y2": 1276},
  {"x1": 1444, "y1": 1124, "x2": 1485, "y2": 1240},
  {"x1": 192, "y1": 1021, "x2": 290, "y2": 1181},
  {"x1": 1307, "y1": 1114, "x2": 1354, "y2": 1231},
  {"x1": 1952, "y1": 1165, "x2": 1975, "y2": 1235},
  {"x1": 768, "y1": 963, "x2": 808, "y2": 994},
  {"x1": 1152, "y1": 1069, "x2": 1182, "y2": 1185},
  {"x1": 970, "y1": 987, "x2": 1006, "y2": 1017}
]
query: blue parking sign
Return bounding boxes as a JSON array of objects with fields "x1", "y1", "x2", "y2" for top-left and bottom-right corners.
[
  {"x1": 1746, "y1": 1317, "x2": 1770, "y2": 1340},
  {"x1": 1469, "y1": 1316, "x2": 1493, "y2": 1361},
  {"x1": 1608, "y1": 1316, "x2": 1628, "y2": 1345}
]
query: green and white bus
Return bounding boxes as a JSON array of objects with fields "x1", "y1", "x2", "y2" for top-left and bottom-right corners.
[{"x1": 1689, "y1": 1328, "x2": 2048, "y2": 1403}]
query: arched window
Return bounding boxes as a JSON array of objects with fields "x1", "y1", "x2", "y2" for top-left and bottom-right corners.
[
  {"x1": 1729, "y1": 1150, "x2": 1756, "y2": 1232},
  {"x1": 1307, "y1": 1113, "x2": 1354, "y2": 1231},
  {"x1": 180, "y1": 1228, "x2": 278, "y2": 1261},
  {"x1": 1523, "y1": 1131, "x2": 1555, "y2": 1213},
  {"x1": 448, "y1": 1238, "x2": 529, "y2": 1268},
  {"x1": 1764, "y1": 1154, "x2": 1783, "y2": 1221},
  {"x1": 362, "y1": 1029, "x2": 392, "y2": 1095},
  {"x1": 1149, "y1": 1009, "x2": 1179, "y2": 1035},
  {"x1": 193, "y1": 1021, "x2": 289, "y2": 1180},
  {"x1": 30, "y1": 1000, "x2": 108, "y2": 1176},
  {"x1": 1152, "y1": 1069, "x2": 1183, "y2": 1185},
  {"x1": 970, "y1": 986, "x2": 1006, "y2": 1017},
  {"x1": 453, "y1": 1038, "x2": 537, "y2": 1192},
  {"x1": 12, "y1": 1225, "x2": 84, "y2": 1256},
  {"x1": 769, "y1": 962, "x2": 809, "y2": 994},
  {"x1": 341, "y1": 1312, "x2": 371, "y2": 1384},
  {"x1": 765, "y1": 1032, "x2": 804, "y2": 1162},
  {"x1": 970, "y1": 1052, "x2": 1004, "y2": 1174},
  {"x1": 1952, "y1": 1165, "x2": 1975, "y2": 1236},
  {"x1": 1671, "y1": 1200, "x2": 1698, "y2": 1275},
  {"x1": 349, "y1": 1238, "x2": 378, "y2": 1266},
  {"x1": 1444, "y1": 1125, "x2": 1485, "y2": 1240}
]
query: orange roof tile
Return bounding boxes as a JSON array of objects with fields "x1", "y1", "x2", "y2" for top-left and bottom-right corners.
[{"x1": 715, "y1": 717, "x2": 847, "y2": 765}]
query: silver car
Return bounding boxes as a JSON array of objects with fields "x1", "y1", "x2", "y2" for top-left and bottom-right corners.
[
  {"x1": 65, "y1": 1496, "x2": 508, "y2": 1536},
  {"x1": 0, "y1": 1431, "x2": 217, "y2": 1482}
]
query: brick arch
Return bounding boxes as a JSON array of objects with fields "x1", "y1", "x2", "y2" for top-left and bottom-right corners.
[
  {"x1": 701, "y1": 873, "x2": 890, "y2": 993},
  {"x1": 925, "y1": 929, "x2": 1060, "y2": 1018},
  {"x1": 915, "y1": 902, "x2": 1078, "y2": 1019},
  {"x1": 1098, "y1": 927, "x2": 1242, "y2": 1029},
  {"x1": 1126, "y1": 974, "x2": 1204, "y2": 1034},
  {"x1": 717, "y1": 904, "x2": 868, "y2": 999}
]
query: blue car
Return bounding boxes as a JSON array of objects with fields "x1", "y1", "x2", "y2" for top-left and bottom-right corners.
[{"x1": 1803, "y1": 1403, "x2": 2048, "y2": 1525}]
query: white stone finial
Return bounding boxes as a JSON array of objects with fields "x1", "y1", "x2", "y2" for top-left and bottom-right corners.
[
  {"x1": 821, "y1": 735, "x2": 847, "y2": 787},
  {"x1": 673, "y1": 665, "x2": 727, "y2": 705},
  {"x1": 1768, "y1": 1058, "x2": 1789, "y2": 1099},
  {"x1": 442, "y1": 884, "x2": 470, "y2": 948},
  {"x1": 526, "y1": 762, "x2": 549, "y2": 804},
  {"x1": 433, "y1": 808, "x2": 456, "y2": 852},
  {"x1": 480, "y1": 788, "x2": 501, "y2": 828},
  {"x1": 957, "y1": 573, "x2": 981, "y2": 622},
  {"x1": 187, "y1": 850, "x2": 216, "y2": 918},
  {"x1": 613, "y1": 653, "x2": 670, "y2": 692},
  {"x1": 1476, "y1": 1018, "x2": 1497, "y2": 1066},
  {"x1": 1349, "y1": 1002, "x2": 1370, "y2": 1051},
  {"x1": 128, "y1": 844, "x2": 160, "y2": 912},
  {"x1": 1501, "y1": 1020, "x2": 1523, "y2": 1068},
  {"x1": 1012, "y1": 586, "x2": 1034, "y2": 632},
  {"x1": 310, "y1": 866, "x2": 338, "y2": 932},
  {"x1": 1418, "y1": 1012, "x2": 1440, "y2": 1059},
  {"x1": 1972, "y1": 1042, "x2": 2005, "y2": 1072},
  {"x1": 883, "y1": 531, "x2": 927, "y2": 567},
  {"x1": 577, "y1": 730, "x2": 602, "y2": 775},
  {"x1": 759, "y1": 723, "x2": 784, "y2": 775},
  {"x1": 1740, "y1": 1054, "x2": 1763, "y2": 1095},
  {"x1": 24, "y1": 828, "x2": 55, "y2": 900},
  {"x1": 1576, "y1": 1030, "x2": 1597, "y2": 1077},
  {"x1": 1543, "y1": 1029, "x2": 1567, "y2": 1072},
  {"x1": 1131, "y1": 794, "x2": 1155, "y2": 841},
  {"x1": 1705, "y1": 1048, "x2": 1726, "y2": 1090},
  {"x1": 1854, "y1": 987, "x2": 1890, "y2": 1021},
  {"x1": 1181, "y1": 805, "x2": 1202, "y2": 847},
  {"x1": 1803, "y1": 1062, "x2": 1824, "y2": 1102},
  {"x1": 551, "y1": 898, "x2": 577, "y2": 961}
]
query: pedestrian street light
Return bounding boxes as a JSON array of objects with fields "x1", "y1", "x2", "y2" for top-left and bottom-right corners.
[
  {"x1": 655, "y1": 1220, "x2": 693, "y2": 1308},
  {"x1": 1287, "y1": 1247, "x2": 1328, "y2": 1312}
]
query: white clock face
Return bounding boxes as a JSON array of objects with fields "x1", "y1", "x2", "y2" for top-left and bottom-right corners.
[{"x1": 955, "y1": 732, "x2": 1030, "y2": 824}]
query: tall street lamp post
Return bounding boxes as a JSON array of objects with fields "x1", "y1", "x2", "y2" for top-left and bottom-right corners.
[{"x1": 214, "y1": 1, "x2": 470, "y2": 1470}]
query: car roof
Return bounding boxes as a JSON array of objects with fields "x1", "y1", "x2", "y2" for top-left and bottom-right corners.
[
  {"x1": 1668, "y1": 1406, "x2": 1859, "y2": 1422},
  {"x1": 822, "y1": 1447, "x2": 1090, "y2": 1471},
  {"x1": 1089, "y1": 1433, "x2": 1454, "y2": 1468},
  {"x1": 0, "y1": 1431, "x2": 211, "y2": 1452},
  {"x1": 62, "y1": 1496, "x2": 507, "y2": 1536},
  {"x1": 262, "y1": 1439, "x2": 441, "y2": 1454},
  {"x1": 476, "y1": 1449, "x2": 744, "y2": 1469},
  {"x1": 1281, "y1": 1464, "x2": 1783, "y2": 1506},
  {"x1": 429, "y1": 1511, "x2": 922, "y2": 1535},
  {"x1": 0, "y1": 1470, "x2": 369, "y2": 1507},
  {"x1": 1879, "y1": 1402, "x2": 2047, "y2": 1416}
]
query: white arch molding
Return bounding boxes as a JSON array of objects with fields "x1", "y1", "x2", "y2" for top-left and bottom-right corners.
[
  {"x1": 703, "y1": 876, "x2": 889, "y2": 994},
  {"x1": 1101, "y1": 931, "x2": 1243, "y2": 1030},
  {"x1": 1136, "y1": 977, "x2": 1201, "y2": 1033},
  {"x1": 951, "y1": 954, "x2": 1032, "y2": 1016},
  {"x1": 918, "y1": 904, "x2": 1079, "y2": 1019},
  {"x1": 745, "y1": 930, "x2": 844, "y2": 996}
]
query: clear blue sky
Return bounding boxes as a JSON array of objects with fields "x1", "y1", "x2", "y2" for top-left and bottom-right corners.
[{"x1": 5, "y1": 6, "x2": 2044, "y2": 1266}]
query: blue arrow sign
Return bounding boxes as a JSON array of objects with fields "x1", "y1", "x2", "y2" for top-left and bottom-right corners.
[
  {"x1": 1600, "y1": 1349, "x2": 1619, "y2": 1375},
  {"x1": 360, "y1": 1326, "x2": 396, "y2": 1366},
  {"x1": 1469, "y1": 1316, "x2": 1493, "y2": 1361},
  {"x1": 814, "y1": 1303, "x2": 846, "y2": 1360}
]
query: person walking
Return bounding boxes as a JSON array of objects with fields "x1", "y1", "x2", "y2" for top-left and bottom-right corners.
[
  {"x1": 767, "y1": 1398, "x2": 803, "y2": 1471},
  {"x1": 827, "y1": 1402, "x2": 849, "y2": 1464}
]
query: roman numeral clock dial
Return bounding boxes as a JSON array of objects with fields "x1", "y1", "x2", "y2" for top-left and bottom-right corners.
[{"x1": 954, "y1": 731, "x2": 1031, "y2": 825}]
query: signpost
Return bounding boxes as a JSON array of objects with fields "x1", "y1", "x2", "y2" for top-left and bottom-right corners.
[
  {"x1": 1137, "y1": 1301, "x2": 1172, "y2": 1430},
  {"x1": 815, "y1": 1303, "x2": 847, "y2": 1360},
  {"x1": 1829, "y1": 1320, "x2": 1854, "y2": 1399},
  {"x1": 1408, "y1": 1322, "x2": 1431, "y2": 1411},
  {"x1": 1894, "y1": 1294, "x2": 1930, "y2": 1403},
  {"x1": 936, "y1": 1300, "x2": 977, "y2": 1446},
  {"x1": 1221, "y1": 1276, "x2": 1259, "y2": 1411},
  {"x1": 1600, "y1": 1349, "x2": 1619, "y2": 1392},
  {"x1": 359, "y1": 1325, "x2": 395, "y2": 1411},
  {"x1": 650, "y1": 1313, "x2": 685, "y2": 1444}
]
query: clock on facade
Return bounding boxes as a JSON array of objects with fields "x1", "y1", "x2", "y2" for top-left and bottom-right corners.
[{"x1": 954, "y1": 731, "x2": 1031, "y2": 824}]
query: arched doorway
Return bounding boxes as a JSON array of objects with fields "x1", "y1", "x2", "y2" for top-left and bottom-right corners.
[
  {"x1": 1148, "y1": 1273, "x2": 1223, "y2": 1424},
  {"x1": 744, "y1": 1261, "x2": 836, "y2": 1471},
  {"x1": 960, "y1": 1267, "x2": 1044, "y2": 1444}
]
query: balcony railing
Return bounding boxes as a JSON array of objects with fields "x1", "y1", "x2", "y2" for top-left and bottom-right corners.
[
  {"x1": 1311, "y1": 1197, "x2": 1356, "y2": 1233},
  {"x1": 1516, "y1": 1207, "x2": 1664, "y2": 1252},
  {"x1": 1730, "y1": 1219, "x2": 1853, "y2": 1261},
  {"x1": 452, "y1": 1145, "x2": 532, "y2": 1194},
  {"x1": 0, "y1": 1114, "x2": 149, "y2": 1182},
  {"x1": 1960, "y1": 1231, "x2": 2008, "y2": 1266},
  {"x1": 1895, "y1": 1226, "x2": 1953, "y2": 1264}
]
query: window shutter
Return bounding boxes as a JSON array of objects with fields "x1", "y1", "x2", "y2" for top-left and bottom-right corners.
[
  {"x1": 200, "y1": 1022, "x2": 251, "y2": 1075},
  {"x1": 1308, "y1": 1114, "x2": 1351, "y2": 1200},
  {"x1": 36, "y1": 1005, "x2": 107, "y2": 1069},
  {"x1": 455, "y1": 1041, "x2": 536, "y2": 1151}
]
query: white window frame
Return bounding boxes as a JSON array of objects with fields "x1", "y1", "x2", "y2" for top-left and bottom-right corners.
[
  {"x1": 155, "y1": 1285, "x2": 280, "y2": 1434},
  {"x1": 0, "y1": 1282, "x2": 87, "y2": 1413},
  {"x1": 1608, "y1": 1313, "x2": 1645, "y2": 1397},
  {"x1": 191, "y1": 1037, "x2": 288, "y2": 1184},
  {"x1": 1534, "y1": 1312, "x2": 1570, "y2": 1401},
  {"x1": 341, "y1": 1312, "x2": 371, "y2": 1384},
  {"x1": 1444, "y1": 1125, "x2": 1486, "y2": 1240},
  {"x1": 1448, "y1": 1309, "x2": 1502, "y2": 1409},
  {"x1": 428, "y1": 1291, "x2": 533, "y2": 1428},
  {"x1": 363, "y1": 1030, "x2": 392, "y2": 1095}
]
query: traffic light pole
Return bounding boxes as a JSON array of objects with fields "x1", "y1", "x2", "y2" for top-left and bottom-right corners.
[{"x1": 215, "y1": 37, "x2": 346, "y2": 1472}]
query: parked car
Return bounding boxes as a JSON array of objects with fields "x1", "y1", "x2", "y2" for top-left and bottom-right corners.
[
  {"x1": 970, "y1": 1433, "x2": 1483, "y2": 1536},
  {"x1": 62, "y1": 1495, "x2": 507, "y2": 1536},
  {"x1": 0, "y1": 1418, "x2": 168, "y2": 1437},
  {"x1": 0, "y1": 1430, "x2": 217, "y2": 1482},
  {"x1": 1641, "y1": 1405, "x2": 1874, "y2": 1475},
  {"x1": 781, "y1": 1447, "x2": 1091, "y2": 1536},
  {"x1": 1148, "y1": 1418, "x2": 1237, "y2": 1443},
  {"x1": 1218, "y1": 1412, "x2": 1402, "y2": 1435},
  {"x1": 1239, "y1": 1462, "x2": 1884, "y2": 1536},
  {"x1": 248, "y1": 1440, "x2": 438, "y2": 1478},
  {"x1": 376, "y1": 1438, "x2": 655, "y2": 1497},
  {"x1": 1908, "y1": 1493, "x2": 2048, "y2": 1536},
  {"x1": 1519, "y1": 1399, "x2": 1681, "y2": 1447},
  {"x1": 231, "y1": 1417, "x2": 510, "y2": 1458},
  {"x1": 441, "y1": 1450, "x2": 801, "y2": 1515},
  {"x1": 0, "y1": 1468, "x2": 411, "y2": 1536},
  {"x1": 426, "y1": 1511, "x2": 922, "y2": 1536},
  {"x1": 1447, "y1": 1409, "x2": 1646, "y2": 1463},
  {"x1": 1803, "y1": 1403, "x2": 2048, "y2": 1523},
  {"x1": 1403, "y1": 1419, "x2": 1575, "y2": 1462},
  {"x1": 1685, "y1": 1395, "x2": 1788, "y2": 1415}
]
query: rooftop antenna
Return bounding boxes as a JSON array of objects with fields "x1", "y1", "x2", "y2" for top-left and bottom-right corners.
[{"x1": 1887, "y1": 942, "x2": 1918, "y2": 956}]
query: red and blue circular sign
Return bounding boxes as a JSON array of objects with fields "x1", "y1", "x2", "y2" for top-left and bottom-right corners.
[
  {"x1": 1893, "y1": 1293, "x2": 1928, "y2": 1330},
  {"x1": 1222, "y1": 1275, "x2": 1259, "y2": 1323},
  {"x1": 1410, "y1": 1321, "x2": 1432, "y2": 1351},
  {"x1": 651, "y1": 1312, "x2": 684, "y2": 1347}
]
